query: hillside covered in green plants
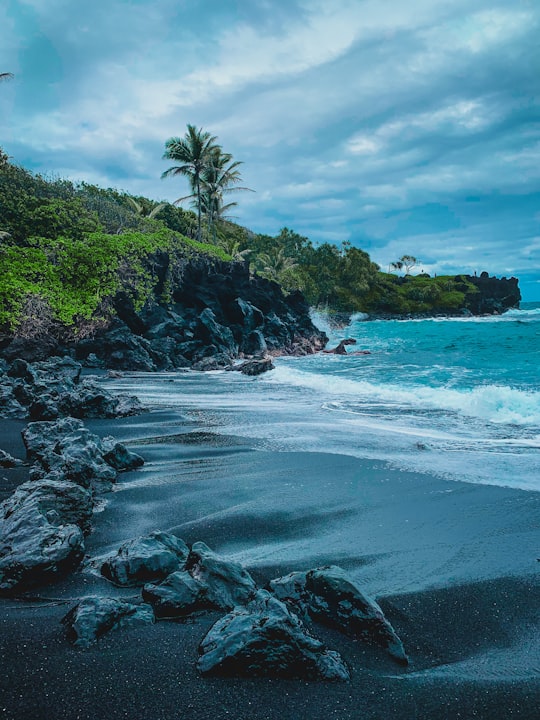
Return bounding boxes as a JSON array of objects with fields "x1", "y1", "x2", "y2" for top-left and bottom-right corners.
[{"x1": 0, "y1": 132, "x2": 520, "y2": 342}]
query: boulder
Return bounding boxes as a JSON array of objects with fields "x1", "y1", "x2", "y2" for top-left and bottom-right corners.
[
  {"x1": 2, "y1": 477, "x2": 93, "y2": 534},
  {"x1": 198, "y1": 590, "x2": 350, "y2": 681},
  {"x1": 0, "y1": 449, "x2": 23, "y2": 468},
  {"x1": 100, "y1": 437, "x2": 144, "y2": 472},
  {"x1": 192, "y1": 353, "x2": 232, "y2": 371},
  {"x1": 237, "y1": 358, "x2": 275, "y2": 376},
  {"x1": 186, "y1": 541, "x2": 257, "y2": 610},
  {"x1": 101, "y1": 531, "x2": 189, "y2": 587},
  {"x1": 25, "y1": 423, "x2": 117, "y2": 492},
  {"x1": 0, "y1": 480, "x2": 85, "y2": 594},
  {"x1": 269, "y1": 566, "x2": 408, "y2": 665},
  {"x1": 22, "y1": 417, "x2": 87, "y2": 462},
  {"x1": 22, "y1": 417, "x2": 142, "y2": 494},
  {"x1": 62, "y1": 597, "x2": 154, "y2": 648},
  {"x1": 143, "y1": 570, "x2": 207, "y2": 618},
  {"x1": 57, "y1": 380, "x2": 144, "y2": 419},
  {"x1": 32, "y1": 356, "x2": 82, "y2": 385}
]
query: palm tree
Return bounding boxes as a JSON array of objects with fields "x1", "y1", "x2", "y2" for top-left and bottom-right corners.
[
  {"x1": 175, "y1": 147, "x2": 253, "y2": 243},
  {"x1": 0, "y1": 73, "x2": 14, "y2": 82},
  {"x1": 162, "y1": 125, "x2": 218, "y2": 241},
  {"x1": 218, "y1": 236, "x2": 251, "y2": 261},
  {"x1": 258, "y1": 247, "x2": 298, "y2": 283},
  {"x1": 201, "y1": 147, "x2": 252, "y2": 242},
  {"x1": 126, "y1": 196, "x2": 167, "y2": 219}
]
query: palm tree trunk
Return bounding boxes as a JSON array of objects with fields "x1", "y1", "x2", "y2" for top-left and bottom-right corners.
[{"x1": 196, "y1": 174, "x2": 202, "y2": 241}]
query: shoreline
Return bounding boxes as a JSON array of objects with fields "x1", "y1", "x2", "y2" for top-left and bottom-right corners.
[{"x1": 1, "y1": 382, "x2": 539, "y2": 719}]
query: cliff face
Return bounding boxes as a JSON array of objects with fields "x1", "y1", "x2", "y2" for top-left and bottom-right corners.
[
  {"x1": 0, "y1": 255, "x2": 327, "y2": 370},
  {"x1": 462, "y1": 273, "x2": 521, "y2": 315}
]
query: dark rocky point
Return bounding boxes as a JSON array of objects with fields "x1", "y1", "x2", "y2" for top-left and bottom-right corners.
[{"x1": 0, "y1": 357, "x2": 143, "y2": 421}]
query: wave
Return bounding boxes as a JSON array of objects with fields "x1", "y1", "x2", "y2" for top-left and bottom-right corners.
[
  {"x1": 264, "y1": 365, "x2": 540, "y2": 426},
  {"x1": 362, "y1": 310, "x2": 540, "y2": 325}
]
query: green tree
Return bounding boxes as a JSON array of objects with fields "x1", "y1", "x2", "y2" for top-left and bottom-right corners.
[
  {"x1": 200, "y1": 147, "x2": 252, "y2": 242},
  {"x1": 256, "y1": 247, "x2": 298, "y2": 284},
  {"x1": 126, "y1": 196, "x2": 167, "y2": 219},
  {"x1": 162, "y1": 125, "x2": 218, "y2": 241},
  {"x1": 391, "y1": 255, "x2": 418, "y2": 275},
  {"x1": 218, "y1": 236, "x2": 250, "y2": 261}
]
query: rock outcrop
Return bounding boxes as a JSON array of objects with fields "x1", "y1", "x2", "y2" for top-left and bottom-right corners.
[
  {"x1": 463, "y1": 272, "x2": 521, "y2": 315},
  {"x1": 197, "y1": 590, "x2": 350, "y2": 681},
  {"x1": 62, "y1": 596, "x2": 154, "y2": 647},
  {"x1": 79, "y1": 534, "x2": 409, "y2": 679},
  {"x1": 269, "y1": 565, "x2": 408, "y2": 665},
  {"x1": 23, "y1": 416, "x2": 143, "y2": 493},
  {"x1": 65, "y1": 258, "x2": 327, "y2": 371},
  {"x1": 100, "y1": 531, "x2": 190, "y2": 587},
  {"x1": 0, "y1": 417, "x2": 145, "y2": 594},
  {"x1": 0, "y1": 357, "x2": 143, "y2": 420}
]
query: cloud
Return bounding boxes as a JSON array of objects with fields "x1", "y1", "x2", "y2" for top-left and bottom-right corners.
[{"x1": 2, "y1": 0, "x2": 540, "y2": 299}]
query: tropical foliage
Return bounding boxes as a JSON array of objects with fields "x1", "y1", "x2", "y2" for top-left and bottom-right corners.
[
  {"x1": 0, "y1": 138, "x2": 479, "y2": 337},
  {"x1": 162, "y1": 125, "x2": 252, "y2": 243},
  {"x1": 0, "y1": 159, "x2": 228, "y2": 334}
]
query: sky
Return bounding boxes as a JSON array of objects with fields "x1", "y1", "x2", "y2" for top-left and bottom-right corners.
[{"x1": 1, "y1": 0, "x2": 539, "y2": 301}]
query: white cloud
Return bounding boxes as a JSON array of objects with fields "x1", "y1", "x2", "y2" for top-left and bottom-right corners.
[
  {"x1": 4, "y1": 0, "x2": 540, "y2": 298},
  {"x1": 424, "y1": 8, "x2": 534, "y2": 55}
]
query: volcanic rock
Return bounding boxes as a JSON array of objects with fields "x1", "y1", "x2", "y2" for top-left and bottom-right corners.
[
  {"x1": 198, "y1": 590, "x2": 350, "y2": 680},
  {"x1": 269, "y1": 565, "x2": 408, "y2": 664},
  {"x1": 62, "y1": 596, "x2": 154, "y2": 647},
  {"x1": 143, "y1": 570, "x2": 207, "y2": 618},
  {"x1": 186, "y1": 541, "x2": 257, "y2": 610},
  {"x1": 100, "y1": 531, "x2": 189, "y2": 587},
  {"x1": 0, "y1": 479, "x2": 86, "y2": 594}
]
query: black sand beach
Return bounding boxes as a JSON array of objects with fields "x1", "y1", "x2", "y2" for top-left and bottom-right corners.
[{"x1": 1, "y1": 399, "x2": 539, "y2": 719}]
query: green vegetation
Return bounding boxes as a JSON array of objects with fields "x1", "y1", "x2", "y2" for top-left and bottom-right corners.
[
  {"x1": 0, "y1": 122, "x2": 479, "y2": 337},
  {"x1": 0, "y1": 161, "x2": 228, "y2": 336},
  {"x1": 162, "y1": 125, "x2": 252, "y2": 243}
]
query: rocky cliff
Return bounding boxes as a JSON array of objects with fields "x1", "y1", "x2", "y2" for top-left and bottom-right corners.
[
  {"x1": 0, "y1": 255, "x2": 327, "y2": 370},
  {"x1": 462, "y1": 272, "x2": 521, "y2": 315}
]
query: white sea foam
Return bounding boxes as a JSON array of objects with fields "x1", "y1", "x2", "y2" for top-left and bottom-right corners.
[
  {"x1": 375, "y1": 307, "x2": 540, "y2": 324},
  {"x1": 264, "y1": 365, "x2": 540, "y2": 426}
]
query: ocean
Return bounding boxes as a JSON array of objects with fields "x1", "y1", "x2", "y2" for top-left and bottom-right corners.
[{"x1": 109, "y1": 302, "x2": 540, "y2": 494}]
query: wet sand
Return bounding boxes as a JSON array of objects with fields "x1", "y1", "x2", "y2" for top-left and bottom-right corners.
[{"x1": 0, "y1": 406, "x2": 539, "y2": 719}]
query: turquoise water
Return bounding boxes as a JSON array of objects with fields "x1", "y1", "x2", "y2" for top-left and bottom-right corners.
[{"x1": 108, "y1": 303, "x2": 540, "y2": 492}]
